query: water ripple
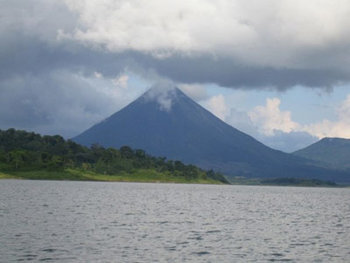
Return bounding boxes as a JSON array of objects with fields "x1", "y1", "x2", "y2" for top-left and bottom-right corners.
[{"x1": 1, "y1": 180, "x2": 349, "y2": 262}]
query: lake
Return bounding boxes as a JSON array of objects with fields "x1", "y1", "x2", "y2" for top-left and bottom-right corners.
[{"x1": 1, "y1": 180, "x2": 349, "y2": 262}]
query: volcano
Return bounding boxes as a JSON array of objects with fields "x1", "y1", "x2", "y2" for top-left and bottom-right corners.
[{"x1": 73, "y1": 87, "x2": 349, "y2": 182}]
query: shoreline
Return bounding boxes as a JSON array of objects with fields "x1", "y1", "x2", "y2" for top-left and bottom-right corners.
[
  {"x1": 0, "y1": 170, "x2": 224, "y2": 185},
  {"x1": 1, "y1": 171, "x2": 348, "y2": 188}
]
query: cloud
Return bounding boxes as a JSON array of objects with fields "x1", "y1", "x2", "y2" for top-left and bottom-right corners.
[
  {"x1": 304, "y1": 94, "x2": 350, "y2": 138},
  {"x1": 112, "y1": 74, "x2": 129, "y2": 89},
  {"x1": 179, "y1": 84, "x2": 208, "y2": 101},
  {"x1": 59, "y1": 0, "x2": 350, "y2": 89},
  {"x1": 214, "y1": 93, "x2": 350, "y2": 151},
  {"x1": 206, "y1": 95, "x2": 318, "y2": 152},
  {"x1": 64, "y1": 0, "x2": 350, "y2": 67},
  {"x1": 204, "y1": 95, "x2": 230, "y2": 121},
  {"x1": 143, "y1": 80, "x2": 177, "y2": 111},
  {"x1": 0, "y1": 70, "x2": 138, "y2": 137},
  {"x1": 203, "y1": 95, "x2": 267, "y2": 132},
  {"x1": 226, "y1": 108, "x2": 257, "y2": 136},
  {"x1": 248, "y1": 98, "x2": 299, "y2": 136},
  {"x1": 133, "y1": 55, "x2": 349, "y2": 89},
  {"x1": 2, "y1": 0, "x2": 350, "y2": 90}
]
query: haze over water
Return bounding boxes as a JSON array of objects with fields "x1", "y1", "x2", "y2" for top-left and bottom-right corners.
[{"x1": 1, "y1": 180, "x2": 349, "y2": 262}]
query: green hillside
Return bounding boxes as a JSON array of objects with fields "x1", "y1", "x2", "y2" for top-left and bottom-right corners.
[{"x1": 0, "y1": 129, "x2": 228, "y2": 184}]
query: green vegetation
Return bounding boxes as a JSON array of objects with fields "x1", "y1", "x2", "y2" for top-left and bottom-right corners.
[
  {"x1": 260, "y1": 178, "x2": 337, "y2": 187},
  {"x1": 229, "y1": 176, "x2": 338, "y2": 187},
  {"x1": 0, "y1": 171, "x2": 20, "y2": 179},
  {"x1": 0, "y1": 129, "x2": 228, "y2": 184},
  {"x1": 0, "y1": 169, "x2": 221, "y2": 184}
]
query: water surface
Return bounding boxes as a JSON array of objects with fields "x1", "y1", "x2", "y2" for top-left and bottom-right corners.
[{"x1": 1, "y1": 180, "x2": 349, "y2": 262}]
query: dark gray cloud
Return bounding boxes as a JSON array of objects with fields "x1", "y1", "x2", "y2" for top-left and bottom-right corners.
[
  {"x1": 2, "y1": 34, "x2": 346, "y2": 92},
  {"x1": 0, "y1": 70, "x2": 130, "y2": 137},
  {"x1": 0, "y1": 33, "x2": 129, "y2": 79},
  {"x1": 135, "y1": 54, "x2": 348, "y2": 89},
  {"x1": 0, "y1": 33, "x2": 124, "y2": 137}
]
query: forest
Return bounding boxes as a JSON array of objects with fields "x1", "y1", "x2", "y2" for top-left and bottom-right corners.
[{"x1": 0, "y1": 128, "x2": 228, "y2": 184}]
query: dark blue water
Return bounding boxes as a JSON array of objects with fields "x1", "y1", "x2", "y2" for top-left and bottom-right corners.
[{"x1": 1, "y1": 180, "x2": 349, "y2": 262}]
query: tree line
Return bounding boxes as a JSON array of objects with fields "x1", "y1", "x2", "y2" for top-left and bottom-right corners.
[{"x1": 0, "y1": 128, "x2": 228, "y2": 183}]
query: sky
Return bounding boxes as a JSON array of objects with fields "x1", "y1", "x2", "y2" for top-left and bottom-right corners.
[{"x1": 1, "y1": 0, "x2": 350, "y2": 152}]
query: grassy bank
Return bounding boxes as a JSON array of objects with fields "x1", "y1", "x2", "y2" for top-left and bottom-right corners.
[
  {"x1": 0, "y1": 171, "x2": 21, "y2": 179},
  {"x1": 0, "y1": 169, "x2": 224, "y2": 184}
]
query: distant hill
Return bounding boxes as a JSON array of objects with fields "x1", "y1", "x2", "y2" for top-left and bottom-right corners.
[
  {"x1": 293, "y1": 137, "x2": 350, "y2": 171},
  {"x1": 73, "y1": 87, "x2": 350, "y2": 183}
]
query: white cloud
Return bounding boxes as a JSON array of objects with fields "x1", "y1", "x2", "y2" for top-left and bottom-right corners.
[
  {"x1": 63, "y1": 0, "x2": 350, "y2": 69},
  {"x1": 304, "y1": 95, "x2": 350, "y2": 138},
  {"x1": 214, "y1": 92, "x2": 350, "y2": 151},
  {"x1": 204, "y1": 95, "x2": 229, "y2": 121},
  {"x1": 144, "y1": 80, "x2": 176, "y2": 111},
  {"x1": 246, "y1": 95, "x2": 350, "y2": 140},
  {"x1": 201, "y1": 95, "x2": 317, "y2": 151},
  {"x1": 248, "y1": 98, "x2": 299, "y2": 136}
]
